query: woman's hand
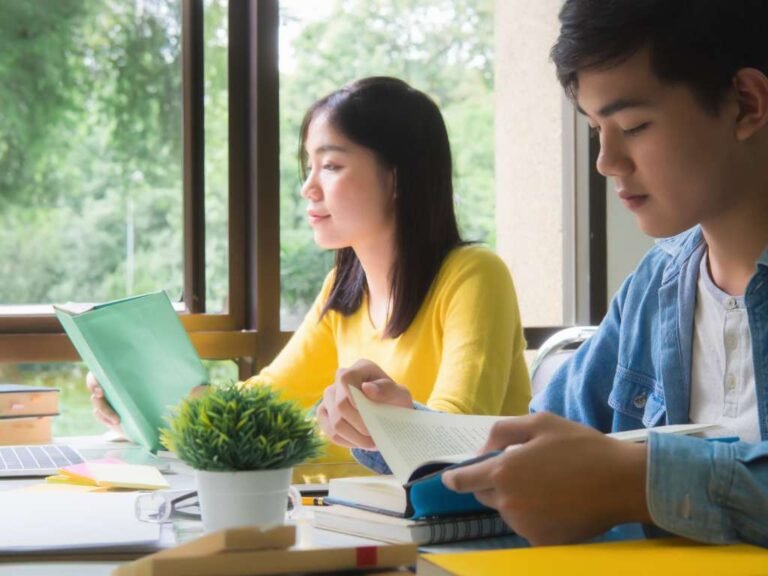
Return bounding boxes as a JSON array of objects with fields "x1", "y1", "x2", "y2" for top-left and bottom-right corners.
[
  {"x1": 317, "y1": 359, "x2": 413, "y2": 450},
  {"x1": 86, "y1": 371, "x2": 123, "y2": 433},
  {"x1": 87, "y1": 372, "x2": 209, "y2": 434}
]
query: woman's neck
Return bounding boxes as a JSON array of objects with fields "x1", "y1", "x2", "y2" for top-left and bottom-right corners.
[{"x1": 355, "y1": 238, "x2": 396, "y2": 330}]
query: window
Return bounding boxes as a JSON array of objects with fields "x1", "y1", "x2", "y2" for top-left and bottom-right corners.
[
  {"x1": 0, "y1": 0, "x2": 607, "y2": 433},
  {"x1": 0, "y1": 0, "x2": 252, "y2": 431},
  {"x1": 0, "y1": 1, "x2": 184, "y2": 307}
]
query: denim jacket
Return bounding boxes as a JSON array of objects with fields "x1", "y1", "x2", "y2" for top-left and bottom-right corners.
[{"x1": 531, "y1": 226, "x2": 768, "y2": 546}]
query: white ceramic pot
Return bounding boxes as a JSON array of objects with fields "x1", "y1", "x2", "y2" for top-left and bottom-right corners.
[{"x1": 195, "y1": 467, "x2": 293, "y2": 532}]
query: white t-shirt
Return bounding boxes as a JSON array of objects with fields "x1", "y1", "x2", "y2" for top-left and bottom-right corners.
[{"x1": 689, "y1": 253, "x2": 760, "y2": 442}]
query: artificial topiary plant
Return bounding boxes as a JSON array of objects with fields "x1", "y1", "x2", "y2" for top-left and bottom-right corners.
[{"x1": 161, "y1": 383, "x2": 324, "y2": 471}]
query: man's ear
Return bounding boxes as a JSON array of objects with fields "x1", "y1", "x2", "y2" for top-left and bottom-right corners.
[{"x1": 732, "y1": 68, "x2": 768, "y2": 141}]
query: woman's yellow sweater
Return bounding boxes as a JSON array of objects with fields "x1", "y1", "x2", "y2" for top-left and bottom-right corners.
[{"x1": 243, "y1": 245, "x2": 531, "y2": 464}]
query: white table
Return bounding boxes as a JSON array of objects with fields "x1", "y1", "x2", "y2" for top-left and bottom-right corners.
[{"x1": 0, "y1": 436, "x2": 385, "y2": 576}]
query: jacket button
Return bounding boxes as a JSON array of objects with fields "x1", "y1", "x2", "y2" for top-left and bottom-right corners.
[{"x1": 633, "y1": 394, "x2": 647, "y2": 409}]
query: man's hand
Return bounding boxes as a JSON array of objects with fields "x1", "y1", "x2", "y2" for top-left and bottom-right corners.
[
  {"x1": 316, "y1": 359, "x2": 413, "y2": 450},
  {"x1": 441, "y1": 412, "x2": 652, "y2": 545}
]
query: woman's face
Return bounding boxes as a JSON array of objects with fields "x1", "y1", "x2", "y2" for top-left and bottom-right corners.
[{"x1": 300, "y1": 113, "x2": 396, "y2": 252}]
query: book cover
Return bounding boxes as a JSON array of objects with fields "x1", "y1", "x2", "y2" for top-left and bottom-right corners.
[
  {"x1": 0, "y1": 384, "x2": 59, "y2": 418},
  {"x1": 313, "y1": 504, "x2": 512, "y2": 545},
  {"x1": 55, "y1": 291, "x2": 208, "y2": 452},
  {"x1": 416, "y1": 538, "x2": 768, "y2": 576},
  {"x1": 326, "y1": 464, "x2": 491, "y2": 519}
]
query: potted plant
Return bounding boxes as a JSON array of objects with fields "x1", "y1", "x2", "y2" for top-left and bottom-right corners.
[{"x1": 161, "y1": 383, "x2": 323, "y2": 532}]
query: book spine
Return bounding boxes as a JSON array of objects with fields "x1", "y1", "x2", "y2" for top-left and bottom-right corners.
[
  {"x1": 0, "y1": 391, "x2": 58, "y2": 418},
  {"x1": 0, "y1": 417, "x2": 53, "y2": 445},
  {"x1": 427, "y1": 514, "x2": 512, "y2": 544}
]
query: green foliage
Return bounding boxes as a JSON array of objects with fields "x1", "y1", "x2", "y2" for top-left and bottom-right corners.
[
  {"x1": 0, "y1": 0, "x2": 494, "y2": 311},
  {"x1": 161, "y1": 383, "x2": 324, "y2": 471}
]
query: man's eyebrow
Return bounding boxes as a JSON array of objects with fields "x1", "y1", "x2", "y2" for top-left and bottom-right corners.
[{"x1": 576, "y1": 98, "x2": 652, "y2": 118}]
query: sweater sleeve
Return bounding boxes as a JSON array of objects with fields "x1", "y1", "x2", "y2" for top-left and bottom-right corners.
[
  {"x1": 241, "y1": 271, "x2": 338, "y2": 410},
  {"x1": 426, "y1": 248, "x2": 531, "y2": 416}
]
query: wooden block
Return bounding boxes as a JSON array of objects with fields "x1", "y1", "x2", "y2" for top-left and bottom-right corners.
[
  {"x1": 112, "y1": 525, "x2": 296, "y2": 575},
  {"x1": 113, "y1": 541, "x2": 417, "y2": 576}
]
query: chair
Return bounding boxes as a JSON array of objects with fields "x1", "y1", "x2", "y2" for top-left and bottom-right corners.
[{"x1": 528, "y1": 326, "x2": 598, "y2": 397}]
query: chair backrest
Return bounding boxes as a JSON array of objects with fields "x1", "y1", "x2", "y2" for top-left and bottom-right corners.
[{"x1": 529, "y1": 326, "x2": 598, "y2": 397}]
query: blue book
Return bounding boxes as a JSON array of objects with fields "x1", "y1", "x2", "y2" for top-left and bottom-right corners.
[{"x1": 326, "y1": 452, "x2": 499, "y2": 519}]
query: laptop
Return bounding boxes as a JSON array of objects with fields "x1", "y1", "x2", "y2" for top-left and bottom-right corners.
[
  {"x1": 0, "y1": 443, "x2": 171, "y2": 477},
  {"x1": 0, "y1": 444, "x2": 85, "y2": 477}
]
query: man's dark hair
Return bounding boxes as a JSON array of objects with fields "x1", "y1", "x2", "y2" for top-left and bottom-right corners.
[
  {"x1": 551, "y1": 0, "x2": 768, "y2": 112},
  {"x1": 299, "y1": 77, "x2": 463, "y2": 338}
]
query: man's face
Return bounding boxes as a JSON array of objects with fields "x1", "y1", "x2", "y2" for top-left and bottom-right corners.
[{"x1": 576, "y1": 47, "x2": 740, "y2": 238}]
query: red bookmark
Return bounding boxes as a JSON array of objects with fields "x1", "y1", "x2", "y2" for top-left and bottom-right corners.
[{"x1": 356, "y1": 546, "x2": 378, "y2": 567}]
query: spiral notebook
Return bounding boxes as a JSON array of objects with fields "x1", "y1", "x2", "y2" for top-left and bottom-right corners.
[{"x1": 312, "y1": 504, "x2": 512, "y2": 545}]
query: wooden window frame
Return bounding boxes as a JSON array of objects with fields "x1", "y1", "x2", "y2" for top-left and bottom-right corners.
[{"x1": 0, "y1": 0, "x2": 284, "y2": 375}]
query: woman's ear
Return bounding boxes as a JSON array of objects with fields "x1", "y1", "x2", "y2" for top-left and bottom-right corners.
[{"x1": 732, "y1": 68, "x2": 768, "y2": 141}]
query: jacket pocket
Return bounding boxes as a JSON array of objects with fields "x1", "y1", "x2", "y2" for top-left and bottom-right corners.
[{"x1": 608, "y1": 365, "x2": 666, "y2": 427}]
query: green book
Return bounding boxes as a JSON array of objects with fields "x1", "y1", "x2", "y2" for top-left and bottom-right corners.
[{"x1": 55, "y1": 291, "x2": 208, "y2": 452}]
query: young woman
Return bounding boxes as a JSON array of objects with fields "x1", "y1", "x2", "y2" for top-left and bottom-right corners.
[{"x1": 89, "y1": 77, "x2": 531, "y2": 467}]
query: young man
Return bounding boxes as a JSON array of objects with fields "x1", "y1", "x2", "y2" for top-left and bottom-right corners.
[
  {"x1": 441, "y1": 0, "x2": 768, "y2": 547},
  {"x1": 322, "y1": 0, "x2": 768, "y2": 548}
]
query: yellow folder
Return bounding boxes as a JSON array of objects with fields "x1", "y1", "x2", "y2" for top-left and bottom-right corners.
[{"x1": 417, "y1": 538, "x2": 768, "y2": 576}]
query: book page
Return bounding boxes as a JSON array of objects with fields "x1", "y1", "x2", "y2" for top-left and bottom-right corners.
[
  {"x1": 607, "y1": 422, "x2": 722, "y2": 442},
  {"x1": 350, "y1": 389, "x2": 723, "y2": 484},
  {"x1": 350, "y1": 388, "x2": 509, "y2": 483},
  {"x1": 53, "y1": 302, "x2": 96, "y2": 315}
]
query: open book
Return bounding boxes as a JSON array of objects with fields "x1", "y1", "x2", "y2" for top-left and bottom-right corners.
[
  {"x1": 55, "y1": 291, "x2": 208, "y2": 452},
  {"x1": 326, "y1": 388, "x2": 721, "y2": 518}
]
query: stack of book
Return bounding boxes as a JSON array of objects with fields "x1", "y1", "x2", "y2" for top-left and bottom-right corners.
[
  {"x1": 0, "y1": 384, "x2": 59, "y2": 445},
  {"x1": 313, "y1": 389, "x2": 516, "y2": 546}
]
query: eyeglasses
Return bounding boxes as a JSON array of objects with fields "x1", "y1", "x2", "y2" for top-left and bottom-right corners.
[
  {"x1": 135, "y1": 489, "x2": 200, "y2": 523},
  {"x1": 135, "y1": 486, "x2": 307, "y2": 524}
]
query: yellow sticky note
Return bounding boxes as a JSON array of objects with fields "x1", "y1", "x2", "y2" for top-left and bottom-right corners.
[
  {"x1": 18, "y1": 482, "x2": 106, "y2": 493},
  {"x1": 46, "y1": 473, "x2": 97, "y2": 486},
  {"x1": 86, "y1": 463, "x2": 170, "y2": 490}
]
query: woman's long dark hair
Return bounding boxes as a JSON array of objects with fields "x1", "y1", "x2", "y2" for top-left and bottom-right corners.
[{"x1": 298, "y1": 77, "x2": 463, "y2": 338}]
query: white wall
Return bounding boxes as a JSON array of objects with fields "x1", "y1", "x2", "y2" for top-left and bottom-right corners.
[{"x1": 495, "y1": 0, "x2": 565, "y2": 326}]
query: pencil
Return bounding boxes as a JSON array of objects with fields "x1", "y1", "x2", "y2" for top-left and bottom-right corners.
[{"x1": 301, "y1": 496, "x2": 327, "y2": 506}]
